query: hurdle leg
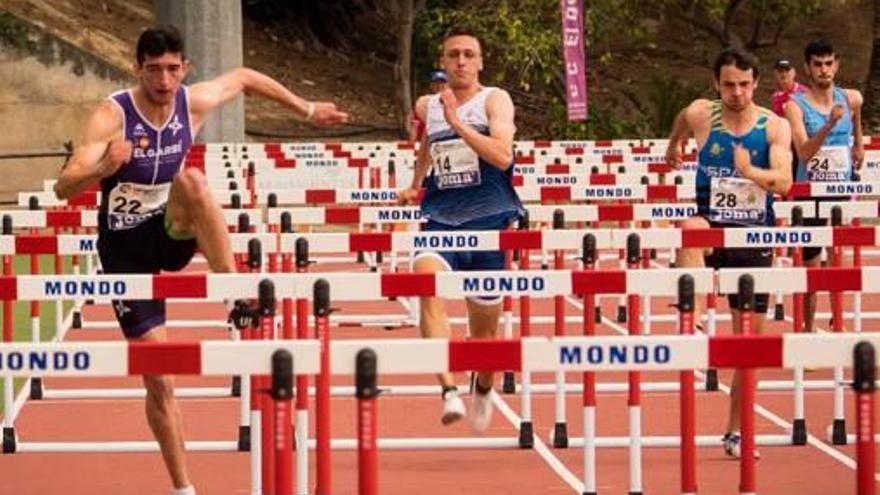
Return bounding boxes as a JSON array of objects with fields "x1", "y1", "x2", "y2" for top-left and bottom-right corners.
[
  {"x1": 356, "y1": 349, "x2": 379, "y2": 495},
  {"x1": 2, "y1": 243, "x2": 14, "y2": 449},
  {"x1": 582, "y1": 289, "x2": 597, "y2": 495},
  {"x1": 627, "y1": 291, "x2": 643, "y2": 495},
  {"x1": 852, "y1": 342, "x2": 875, "y2": 495},
  {"x1": 704, "y1": 287, "x2": 719, "y2": 391},
  {"x1": 270, "y1": 348, "x2": 293, "y2": 495},
  {"x1": 518, "y1": 249, "x2": 534, "y2": 448},
  {"x1": 502, "y1": 250, "x2": 515, "y2": 394},
  {"x1": 678, "y1": 275, "x2": 697, "y2": 495},
  {"x1": 553, "y1": 245, "x2": 568, "y2": 448}
]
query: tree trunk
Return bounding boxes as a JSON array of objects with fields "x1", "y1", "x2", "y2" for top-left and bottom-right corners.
[
  {"x1": 866, "y1": 0, "x2": 880, "y2": 132},
  {"x1": 393, "y1": 0, "x2": 418, "y2": 139}
]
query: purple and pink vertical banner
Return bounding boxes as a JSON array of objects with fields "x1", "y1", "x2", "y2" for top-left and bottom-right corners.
[{"x1": 560, "y1": 0, "x2": 587, "y2": 121}]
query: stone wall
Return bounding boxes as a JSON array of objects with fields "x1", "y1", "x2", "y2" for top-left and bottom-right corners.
[{"x1": 0, "y1": 11, "x2": 132, "y2": 203}]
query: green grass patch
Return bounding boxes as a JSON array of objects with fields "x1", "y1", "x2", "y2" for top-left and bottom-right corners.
[{"x1": 1, "y1": 254, "x2": 80, "y2": 415}]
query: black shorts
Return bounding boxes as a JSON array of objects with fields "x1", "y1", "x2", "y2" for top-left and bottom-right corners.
[
  {"x1": 704, "y1": 221, "x2": 773, "y2": 313},
  {"x1": 98, "y1": 214, "x2": 197, "y2": 338},
  {"x1": 801, "y1": 217, "x2": 827, "y2": 262}
]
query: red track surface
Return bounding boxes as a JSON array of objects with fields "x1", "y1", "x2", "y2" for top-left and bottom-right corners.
[{"x1": 2, "y1": 256, "x2": 879, "y2": 494}]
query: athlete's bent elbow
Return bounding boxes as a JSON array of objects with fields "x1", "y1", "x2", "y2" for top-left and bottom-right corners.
[
  {"x1": 775, "y1": 177, "x2": 793, "y2": 196},
  {"x1": 491, "y1": 151, "x2": 514, "y2": 170},
  {"x1": 53, "y1": 183, "x2": 70, "y2": 200}
]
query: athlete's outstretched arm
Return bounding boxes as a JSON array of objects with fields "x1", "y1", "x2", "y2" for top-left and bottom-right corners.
[
  {"x1": 440, "y1": 88, "x2": 515, "y2": 170},
  {"x1": 188, "y1": 68, "x2": 348, "y2": 130},
  {"x1": 735, "y1": 116, "x2": 792, "y2": 195},
  {"x1": 54, "y1": 101, "x2": 128, "y2": 200}
]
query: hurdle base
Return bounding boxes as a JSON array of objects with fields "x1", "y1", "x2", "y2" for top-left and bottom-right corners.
[
  {"x1": 231, "y1": 376, "x2": 241, "y2": 397},
  {"x1": 502, "y1": 372, "x2": 516, "y2": 394},
  {"x1": 552, "y1": 422, "x2": 569, "y2": 449},
  {"x1": 29, "y1": 377, "x2": 43, "y2": 400},
  {"x1": 704, "y1": 369, "x2": 719, "y2": 391},
  {"x1": 237, "y1": 425, "x2": 250, "y2": 452},
  {"x1": 2, "y1": 427, "x2": 15, "y2": 453},
  {"x1": 774, "y1": 303, "x2": 784, "y2": 321},
  {"x1": 831, "y1": 419, "x2": 847, "y2": 445},
  {"x1": 71, "y1": 311, "x2": 82, "y2": 329},
  {"x1": 616, "y1": 306, "x2": 627, "y2": 323},
  {"x1": 791, "y1": 419, "x2": 807, "y2": 445},
  {"x1": 628, "y1": 492, "x2": 643, "y2": 495},
  {"x1": 518, "y1": 421, "x2": 534, "y2": 449}
]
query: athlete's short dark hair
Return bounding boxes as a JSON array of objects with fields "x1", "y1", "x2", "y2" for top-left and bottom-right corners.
[
  {"x1": 442, "y1": 27, "x2": 483, "y2": 54},
  {"x1": 804, "y1": 39, "x2": 836, "y2": 63},
  {"x1": 136, "y1": 25, "x2": 185, "y2": 65},
  {"x1": 713, "y1": 47, "x2": 760, "y2": 80}
]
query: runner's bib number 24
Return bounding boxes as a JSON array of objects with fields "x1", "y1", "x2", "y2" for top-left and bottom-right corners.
[{"x1": 806, "y1": 145, "x2": 851, "y2": 182}]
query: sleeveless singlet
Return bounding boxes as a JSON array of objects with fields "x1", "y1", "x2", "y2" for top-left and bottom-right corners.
[
  {"x1": 101, "y1": 87, "x2": 194, "y2": 232},
  {"x1": 791, "y1": 87, "x2": 854, "y2": 182},
  {"x1": 420, "y1": 87, "x2": 523, "y2": 228},
  {"x1": 696, "y1": 101, "x2": 775, "y2": 226}
]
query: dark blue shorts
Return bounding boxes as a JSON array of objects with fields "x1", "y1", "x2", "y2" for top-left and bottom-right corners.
[
  {"x1": 415, "y1": 218, "x2": 511, "y2": 305},
  {"x1": 98, "y1": 213, "x2": 196, "y2": 338}
]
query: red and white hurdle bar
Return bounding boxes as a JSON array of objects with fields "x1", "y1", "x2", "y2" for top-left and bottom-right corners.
[
  {"x1": 20, "y1": 181, "x2": 880, "y2": 209},
  {"x1": 2, "y1": 224, "x2": 878, "y2": 256},
  {"x1": 1, "y1": 199, "x2": 878, "y2": 232},
  {"x1": 1, "y1": 334, "x2": 876, "y2": 495}
]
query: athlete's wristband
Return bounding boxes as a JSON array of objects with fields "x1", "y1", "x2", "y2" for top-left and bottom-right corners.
[{"x1": 305, "y1": 102, "x2": 315, "y2": 121}]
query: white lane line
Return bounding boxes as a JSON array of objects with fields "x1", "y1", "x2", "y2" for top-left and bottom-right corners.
[
  {"x1": 567, "y1": 292, "x2": 880, "y2": 481},
  {"x1": 492, "y1": 392, "x2": 584, "y2": 493}
]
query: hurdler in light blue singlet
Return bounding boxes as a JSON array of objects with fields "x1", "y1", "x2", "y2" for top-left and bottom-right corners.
[{"x1": 791, "y1": 87, "x2": 854, "y2": 182}]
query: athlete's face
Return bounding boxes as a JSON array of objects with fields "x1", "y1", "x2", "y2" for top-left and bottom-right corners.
[
  {"x1": 440, "y1": 36, "x2": 483, "y2": 89},
  {"x1": 136, "y1": 52, "x2": 188, "y2": 105},
  {"x1": 714, "y1": 64, "x2": 757, "y2": 112},
  {"x1": 805, "y1": 54, "x2": 838, "y2": 89},
  {"x1": 774, "y1": 67, "x2": 796, "y2": 91}
]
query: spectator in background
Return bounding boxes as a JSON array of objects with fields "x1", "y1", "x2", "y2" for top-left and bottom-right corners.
[
  {"x1": 408, "y1": 69, "x2": 448, "y2": 144},
  {"x1": 771, "y1": 59, "x2": 806, "y2": 116}
]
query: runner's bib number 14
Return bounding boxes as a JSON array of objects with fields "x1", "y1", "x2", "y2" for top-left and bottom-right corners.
[{"x1": 431, "y1": 139, "x2": 481, "y2": 190}]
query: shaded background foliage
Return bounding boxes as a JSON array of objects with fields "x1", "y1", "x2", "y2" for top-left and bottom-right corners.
[{"x1": 241, "y1": 0, "x2": 872, "y2": 139}]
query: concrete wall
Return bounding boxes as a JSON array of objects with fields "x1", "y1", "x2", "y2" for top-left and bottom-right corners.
[
  {"x1": 0, "y1": 12, "x2": 132, "y2": 203},
  {"x1": 155, "y1": 0, "x2": 244, "y2": 143}
]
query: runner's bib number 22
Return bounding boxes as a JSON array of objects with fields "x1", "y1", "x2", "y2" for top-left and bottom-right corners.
[{"x1": 107, "y1": 182, "x2": 170, "y2": 230}]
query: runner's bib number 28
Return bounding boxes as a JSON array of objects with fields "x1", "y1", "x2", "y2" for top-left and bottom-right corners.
[
  {"x1": 709, "y1": 177, "x2": 766, "y2": 224},
  {"x1": 107, "y1": 182, "x2": 170, "y2": 230},
  {"x1": 431, "y1": 139, "x2": 481, "y2": 190}
]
